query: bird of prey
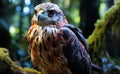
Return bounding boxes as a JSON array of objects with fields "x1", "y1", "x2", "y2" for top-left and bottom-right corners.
[{"x1": 27, "y1": 2, "x2": 91, "y2": 74}]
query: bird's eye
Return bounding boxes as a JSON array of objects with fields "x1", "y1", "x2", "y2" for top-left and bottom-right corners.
[
  {"x1": 34, "y1": 10, "x2": 37, "y2": 15},
  {"x1": 48, "y1": 10, "x2": 55, "y2": 17}
]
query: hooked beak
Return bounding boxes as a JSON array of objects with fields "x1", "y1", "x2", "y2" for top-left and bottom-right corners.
[{"x1": 37, "y1": 10, "x2": 50, "y2": 20}]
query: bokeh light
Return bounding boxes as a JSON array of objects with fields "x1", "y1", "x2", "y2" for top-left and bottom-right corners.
[
  {"x1": 16, "y1": 6, "x2": 21, "y2": 12},
  {"x1": 23, "y1": 6, "x2": 30, "y2": 14},
  {"x1": 9, "y1": 25, "x2": 19, "y2": 37},
  {"x1": 24, "y1": 0, "x2": 31, "y2": 5}
]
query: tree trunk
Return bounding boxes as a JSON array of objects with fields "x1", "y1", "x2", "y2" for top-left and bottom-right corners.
[{"x1": 79, "y1": 0, "x2": 100, "y2": 38}]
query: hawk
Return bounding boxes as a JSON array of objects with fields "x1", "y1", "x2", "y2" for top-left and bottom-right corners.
[{"x1": 27, "y1": 2, "x2": 91, "y2": 74}]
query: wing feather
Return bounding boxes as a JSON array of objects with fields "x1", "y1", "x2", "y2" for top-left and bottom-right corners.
[{"x1": 61, "y1": 25, "x2": 91, "y2": 74}]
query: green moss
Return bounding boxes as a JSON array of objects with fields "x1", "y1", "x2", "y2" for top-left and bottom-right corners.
[
  {"x1": 0, "y1": 47, "x2": 41, "y2": 74},
  {"x1": 23, "y1": 68, "x2": 41, "y2": 74},
  {"x1": 0, "y1": 48, "x2": 10, "y2": 61},
  {"x1": 111, "y1": 18, "x2": 120, "y2": 34},
  {"x1": 87, "y1": 1, "x2": 120, "y2": 51}
]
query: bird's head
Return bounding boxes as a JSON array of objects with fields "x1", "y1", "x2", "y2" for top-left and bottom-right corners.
[{"x1": 32, "y1": 2, "x2": 68, "y2": 28}]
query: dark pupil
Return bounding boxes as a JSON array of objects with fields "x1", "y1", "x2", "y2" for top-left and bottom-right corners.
[{"x1": 48, "y1": 10, "x2": 55, "y2": 17}]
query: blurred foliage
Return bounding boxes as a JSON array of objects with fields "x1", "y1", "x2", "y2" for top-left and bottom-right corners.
[{"x1": 0, "y1": 0, "x2": 120, "y2": 74}]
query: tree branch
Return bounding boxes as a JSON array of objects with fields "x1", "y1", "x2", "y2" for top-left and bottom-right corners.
[{"x1": 0, "y1": 48, "x2": 41, "y2": 74}]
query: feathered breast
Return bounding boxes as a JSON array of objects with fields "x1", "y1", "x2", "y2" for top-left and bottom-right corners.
[{"x1": 27, "y1": 24, "x2": 72, "y2": 74}]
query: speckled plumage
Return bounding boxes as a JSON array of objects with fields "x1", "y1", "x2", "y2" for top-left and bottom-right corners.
[{"x1": 27, "y1": 3, "x2": 91, "y2": 74}]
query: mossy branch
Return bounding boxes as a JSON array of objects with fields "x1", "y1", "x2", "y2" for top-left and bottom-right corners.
[
  {"x1": 0, "y1": 48, "x2": 41, "y2": 74},
  {"x1": 87, "y1": 1, "x2": 120, "y2": 51},
  {"x1": 87, "y1": 1, "x2": 120, "y2": 73}
]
